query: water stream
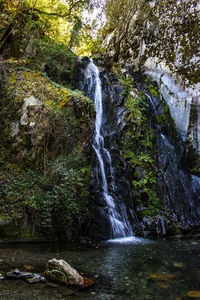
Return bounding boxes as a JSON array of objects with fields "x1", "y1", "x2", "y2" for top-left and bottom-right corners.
[
  {"x1": 84, "y1": 60, "x2": 133, "y2": 238},
  {"x1": 0, "y1": 239, "x2": 199, "y2": 299}
]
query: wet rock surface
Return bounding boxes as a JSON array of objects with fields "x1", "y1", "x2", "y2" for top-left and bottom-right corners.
[
  {"x1": 74, "y1": 60, "x2": 200, "y2": 240},
  {"x1": 140, "y1": 215, "x2": 171, "y2": 237},
  {"x1": 132, "y1": 71, "x2": 200, "y2": 234},
  {"x1": 75, "y1": 59, "x2": 138, "y2": 240}
]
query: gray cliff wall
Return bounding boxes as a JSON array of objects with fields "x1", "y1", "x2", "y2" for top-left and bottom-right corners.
[{"x1": 106, "y1": 0, "x2": 200, "y2": 152}]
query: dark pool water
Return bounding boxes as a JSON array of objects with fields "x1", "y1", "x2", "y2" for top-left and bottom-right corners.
[{"x1": 0, "y1": 237, "x2": 199, "y2": 299}]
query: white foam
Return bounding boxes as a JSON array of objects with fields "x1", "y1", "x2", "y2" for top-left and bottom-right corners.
[{"x1": 106, "y1": 236, "x2": 152, "y2": 245}]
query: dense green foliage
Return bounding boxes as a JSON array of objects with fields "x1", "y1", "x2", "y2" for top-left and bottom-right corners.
[
  {"x1": 118, "y1": 74, "x2": 160, "y2": 217},
  {"x1": 0, "y1": 62, "x2": 95, "y2": 240},
  {"x1": 103, "y1": 0, "x2": 145, "y2": 61},
  {"x1": 0, "y1": 0, "x2": 98, "y2": 241},
  {"x1": 95, "y1": 0, "x2": 200, "y2": 84},
  {"x1": 0, "y1": 0, "x2": 100, "y2": 59},
  {"x1": 0, "y1": 156, "x2": 90, "y2": 240},
  {"x1": 32, "y1": 39, "x2": 76, "y2": 83}
]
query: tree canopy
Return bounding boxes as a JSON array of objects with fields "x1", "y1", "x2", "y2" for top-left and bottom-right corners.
[
  {"x1": 1, "y1": 0, "x2": 199, "y2": 61},
  {"x1": 105, "y1": 0, "x2": 144, "y2": 61},
  {"x1": 0, "y1": 0, "x2": 97, "y2": 55}
]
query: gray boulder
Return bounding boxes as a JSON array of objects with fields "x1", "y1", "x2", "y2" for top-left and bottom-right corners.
[{"x1": 44, "y1": 259, "x2": 84, "y2": 286}]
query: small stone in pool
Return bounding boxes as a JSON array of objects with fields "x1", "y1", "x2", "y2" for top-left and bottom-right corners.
[
  {"x1": 58, "y1": 286, "x2": 75, "y2": 296},
  {"x1": 39, "y1": 276, "x2": 48, "y2": 283},
  {"x1": 7, "y1": 270, "x2": 33, "y2": 279},
  {"x1": 0, "y1": 274, "x2": 5, "y2": 281},
  {"x1": 26, "y1": 276, "x2": 41, "y2": 284},
  {"x1": 45, "y1": 281, "x2": 59, "y2": 288},
  {"x1": 173, "y1": 262, "x2": 184, "y2": 268}
]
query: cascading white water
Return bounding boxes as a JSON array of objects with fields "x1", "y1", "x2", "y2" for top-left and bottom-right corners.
[{"x1": 84, "y1": 59, "x2": 133, "y2": 238}]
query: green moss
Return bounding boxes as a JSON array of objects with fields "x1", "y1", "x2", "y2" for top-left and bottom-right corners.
[
  {"x1": 120, "y1": 85, "x2": 159, "y2": 217},
  {"x1": 156, "y1": 104, "x2": 171, "y2": 124},
  {"x1": 148, "y1": 84, "x2": 159, "y2": 97}
]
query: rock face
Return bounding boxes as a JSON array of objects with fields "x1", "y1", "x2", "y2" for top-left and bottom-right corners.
[
  {"x1": 105, "y1": 0, "x2": 200, "y2": 152},
  {"x1": 144, "y1": 70, "x2": 193, "y2": 141},
  {"x1": 74, "y1": 58, "x2": 200, "y2": 239},
  {"x1": 44, "y1": 259, "x2": 84, "y2": 286},
  {"x1": 101, "y1": 0, "x2": 200, "y2": 237},
  {"x1": 74, "y1": 58, "x2": 138, "y2": 240},
  {"x1": 129, "y1": 70, "x2": 200, "y2": 235}
]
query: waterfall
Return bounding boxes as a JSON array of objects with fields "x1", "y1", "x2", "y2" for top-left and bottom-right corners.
[{"x1": 84, "y1": 59, "x2": 133, "y2": 238}]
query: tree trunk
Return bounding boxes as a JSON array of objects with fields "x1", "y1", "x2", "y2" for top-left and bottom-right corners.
[{"x1": 113, "y1": 40, "x2": 121, "y2": 62}]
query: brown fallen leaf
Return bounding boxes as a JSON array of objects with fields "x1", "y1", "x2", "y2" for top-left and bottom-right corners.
[
  {"x1": 83, "y1": 277, "x2": 94, "y2": 288},
  {"x1": 24, "y1": 265, "x2": 33, "y2": 270},
  {"x1": 149, "y1": 272, "x2": 176, "y2": 281},
  {"x1": 187, "y1": 291, "x2": 200, "y2": 298},
  {"x1": 156, "y1": 281, "x2": 169, "y2": 289},
  {"x1": 173, "y1": 262, "x2": 184, "y2": 268}
]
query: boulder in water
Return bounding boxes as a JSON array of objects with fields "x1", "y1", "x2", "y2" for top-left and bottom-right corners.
[{"x1": 44, "y1": 259, "x2": 84, "y2": 286}]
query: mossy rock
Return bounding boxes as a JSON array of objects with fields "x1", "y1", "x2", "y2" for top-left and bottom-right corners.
[{"x1": 44, "y1": 259, "x2": 84, "y2": 286}]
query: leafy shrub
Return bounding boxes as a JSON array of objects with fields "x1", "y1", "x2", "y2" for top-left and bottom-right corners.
[
  {"x1": 0, "y1": 154, "x2": 91, "y2": 240},
  {"x1": 33, "y1": 39, "x2": 76, "y2": 84},
  {"x1": 148, "y1": 84, "x2": 159, "y2": 97},
  {"x1": 121, "y1": 86, "x2": 159, "y2": 216}
]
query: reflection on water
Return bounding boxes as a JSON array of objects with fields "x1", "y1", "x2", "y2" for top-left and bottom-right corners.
[{"x1": 0, "y1": 238, "x2": 199, "y2": 299}]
